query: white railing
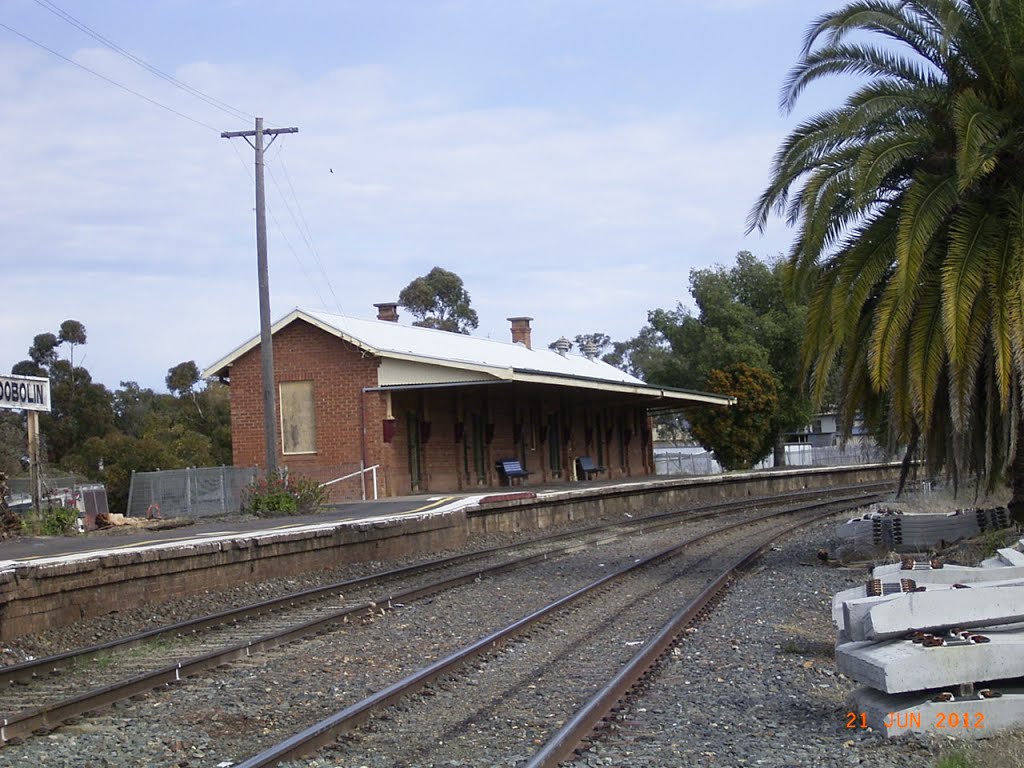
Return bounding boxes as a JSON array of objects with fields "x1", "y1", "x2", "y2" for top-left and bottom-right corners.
[{"x1": 320, "y1": 464, "x2": 380, "y2": 501}]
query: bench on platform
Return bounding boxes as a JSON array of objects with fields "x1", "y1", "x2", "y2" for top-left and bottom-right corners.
[
  {"x1": 496, "y1": 458, "x2": 531, "y2": 486},
  {"x1": 576, "y1": 456, "x2": 606, "y2": 481}
]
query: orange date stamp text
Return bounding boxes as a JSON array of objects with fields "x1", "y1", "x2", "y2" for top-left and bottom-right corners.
[{"x1": 846, "y1": 711, "x2": 985, "y2": 730}]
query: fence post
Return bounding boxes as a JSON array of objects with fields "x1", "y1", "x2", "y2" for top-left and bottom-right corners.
[
  {"x1": 127, "y1": 470, "x2": 136, "y2": 517},
  {"x1": 220, "y1": 466, "x2": 227, "y2": 513}
]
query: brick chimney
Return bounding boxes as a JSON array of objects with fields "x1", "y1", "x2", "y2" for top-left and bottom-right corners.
[
  {"x1": 508, "y1": 317, "x2": 533, "y2": 349},
  {"x1": 374, "y1": 302, "x2": 399, "y2": 322}
]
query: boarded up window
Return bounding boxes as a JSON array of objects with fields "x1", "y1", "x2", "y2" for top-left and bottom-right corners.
[{"x1": 280, "y1": 381, "x2": 316, "y2": 454}]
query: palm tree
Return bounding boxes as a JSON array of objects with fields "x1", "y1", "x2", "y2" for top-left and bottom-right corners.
[{"x1": 748, "y1": 0, "x2": 1024, "y2": 520}]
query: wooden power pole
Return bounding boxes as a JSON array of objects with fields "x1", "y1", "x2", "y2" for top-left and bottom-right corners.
[{"x1": 221, "y1": 118, "x2": 298, "y2": 477}]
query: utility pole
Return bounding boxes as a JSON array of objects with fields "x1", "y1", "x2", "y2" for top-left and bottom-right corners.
[{"x1": 222, "y1": 118, "x2": 298, "y2": 477}]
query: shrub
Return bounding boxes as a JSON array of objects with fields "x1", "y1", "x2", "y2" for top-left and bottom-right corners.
[
  {"x1": 241, "y1": 472, "x2": 327, "y2": 517},
  {"x1": 22, "y1": 504, "x2": 81, "y2": 536}
]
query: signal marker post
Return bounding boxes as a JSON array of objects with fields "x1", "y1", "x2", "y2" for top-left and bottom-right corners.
[{"x1": 221, "y1": 118, "x2": 298, "y2": 477}]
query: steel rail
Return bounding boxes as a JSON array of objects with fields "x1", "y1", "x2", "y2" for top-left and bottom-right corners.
[
  {"x1": 2, "y1": 481, "x2": 887, "y2": 689},
  {"x1": 523, "y1": 511, "x2": 827, "y2": 767},
  {"x1": 232, "y1": 497, "x2": 878, "y2": 768},
  {"x1": 0, "y1": 486, "x2": 887, "y2": 747},
  {"x1": 0, "y1": 542, "x2": 576, "y2": 743},
  {"x1": 1, "y1": 490, "x2": 879, "y2": 744}
]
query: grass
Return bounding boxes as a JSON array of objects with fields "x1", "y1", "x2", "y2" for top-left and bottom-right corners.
[
  {"x1": 936, "y1": 750, "x2": 974, "y2": 768},
  {"x1": 780, "y1": 639, "x2": 804, "y2": 654},
  {"x1": 934, "y1": 730, "x2": 1024, "y2": 768},
  {"x1": 943, "y1": 526, "x2": 1021, "y2": 565}
]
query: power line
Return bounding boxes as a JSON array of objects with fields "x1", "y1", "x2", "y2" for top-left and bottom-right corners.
[
  {"x1": 271, "y1": 148, "x2": 344, "y2": 313},
  {"x1": 31, "y1": 0, "x2": 255, "y2": 125},
  {"x1": 0, "y1": 21, "x2": 220, "y2": 132},
  {"x1": 229, "y1": 139, "x2": 329, "y2": 310}
]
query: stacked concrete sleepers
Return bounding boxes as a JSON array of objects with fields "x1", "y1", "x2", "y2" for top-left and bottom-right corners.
[
  {"x1": 835, "y1": 507, "x2": 1011, "y2": 552},
  {"x1": 832, "y1": 540, "x2": 1024, "y2": 738}
]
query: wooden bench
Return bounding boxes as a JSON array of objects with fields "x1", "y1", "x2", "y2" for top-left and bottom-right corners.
[
  {"x1": 496, "y1": 458, "x2": 531, "y2": 486},
  {"x1": 576, "y1": 455, "x2": 606, "y2": 481}
]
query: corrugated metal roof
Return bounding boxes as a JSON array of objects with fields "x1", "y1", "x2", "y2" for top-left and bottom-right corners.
[
  {"x1": 201, "y1": 308, "x2": 734, "y2": 407},
  {"x1": 303, "y1": 309, "x2": 646, "y2": 385}
]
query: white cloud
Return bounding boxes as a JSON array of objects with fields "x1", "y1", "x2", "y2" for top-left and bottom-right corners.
[{"x1": 1, "y1": 30, "x2": 797, "y2": 392}]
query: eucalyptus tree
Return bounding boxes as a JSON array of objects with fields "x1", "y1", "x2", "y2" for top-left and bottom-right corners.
[
  {"x1": 749, "y1": 0, "x2": 1024, "y2": 517},
  {"x1": 612, "y1": 253, "x2": 811, "y2": 466},
  {"x1": 398, "y1": 267, "x2": 479, "y2": 334}
]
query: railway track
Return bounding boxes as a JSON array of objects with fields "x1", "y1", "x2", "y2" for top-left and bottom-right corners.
[
  {"x1": 0, "y1": 485, "x2": 885, "y2": 762},
  {"x1": 232, "y1": 499, "x2": 872, "y2": 767}
]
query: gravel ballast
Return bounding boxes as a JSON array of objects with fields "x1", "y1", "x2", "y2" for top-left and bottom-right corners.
[
  {"x1": 2, "y1": 497, "x2": 1018, "y2": 767},
  {"x1": 564, "y1": 516, "x2": 986, "y2": 768}
]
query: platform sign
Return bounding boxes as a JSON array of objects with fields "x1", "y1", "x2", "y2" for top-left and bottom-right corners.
[{"x1": 0, "y1": 374, "x2": 51, "y2": 412}]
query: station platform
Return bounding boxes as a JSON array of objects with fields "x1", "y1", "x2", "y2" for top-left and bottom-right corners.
[
  {"x1": 0, "y1": 492, "x2": 472, "y2": 566},
  {"x1": 0, "y1": 464, "x2": 900, "y2": 641}
]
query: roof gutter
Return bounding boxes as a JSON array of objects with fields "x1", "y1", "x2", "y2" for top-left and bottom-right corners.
[{"x1": 363, "y1": 380, "x2": 511, "y2": 393}]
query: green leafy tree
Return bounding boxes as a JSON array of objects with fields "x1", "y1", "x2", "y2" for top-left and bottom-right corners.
[
  {"x1": 749, "y1": 0, "x2": 1024, "y2": 518},
  {"x1": 45, "y1": 360, "x2": 114, "y2": 465},
  {"x1": 162, "y1": 368, "x2": 232, "y2": 465},
  {"x1": 192, "y1": 381, "x2": 232, "y2": 465},
  {"x1": 689, "y1": 364, "x2": 778, "y2": 470},
  {"x1": 83, "y1": 376, "x2": 232, "y2": 512},
  {"x1": 0, "y1": 412, "x2": 24, "y2": 477},
  {"x1": 606, "y1": 326, "x2": 671, "y2": 379},
  {"x1": 113, "y1": 381, "x2": 177, "y2": 439},
  {"x1": 13, "y1": 333, "x2": 60, "y2": 375},
  {"x1": 166, "y1": 361, "x2": 203, "y2": 416},
  {"x1": 7, "y1": 323, "x2": 233, "y2": 516},
  {"x1": 58, "y1": 320, "x2": 87, "y2": 370},
  {"x1": 78, "y1": 432, "x2": 176, "y2": 514},
  {"x1": 613, "y1": 253, "x2": 812, "y2": 463},
  {"x1": 398, "y1": 267, "x2": 479, "y2": 334},
  {"x1": 10, "y1": 324, "x2": 114, "y2": 466}
]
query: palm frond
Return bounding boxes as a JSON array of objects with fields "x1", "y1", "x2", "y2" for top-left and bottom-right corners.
[
  {"x1": 953, "y1": 88, "x2": 1006, "y2": 191},
  {"x1": 784, "y1": 43, "x2": 941, "y2": 111},
  {"x1": 942, "y1": 202, "x2": 999, "y2": 373},
  {"x1": 984, "y1": 234, "x2": 1019, "y2": 410},
  {"x1": 906, "y1": 270, "x2": 947, "y2": 427},
  {"x1": 868, "y1": 273, "x2": 917, "y2": 388},
  {"x1": 895, "y1": 172, "x2": 957, "y2": 297}
]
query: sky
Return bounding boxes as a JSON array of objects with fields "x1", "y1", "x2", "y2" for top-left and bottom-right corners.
[{"x1": 1, "y1": 0, "x2": 852, "y2": 392}]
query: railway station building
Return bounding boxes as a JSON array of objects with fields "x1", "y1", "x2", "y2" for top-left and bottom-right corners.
[{"x1": 203, "y1": 305, "x2": 732, "y2": 500}]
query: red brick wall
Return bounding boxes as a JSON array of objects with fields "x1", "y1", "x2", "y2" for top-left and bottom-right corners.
[
  {"x1": 228, "y1": 320, "x2": 658, "y2": 498},
  {"x1": 229, "y1": 321, "x2": 383, "y2": 500}
]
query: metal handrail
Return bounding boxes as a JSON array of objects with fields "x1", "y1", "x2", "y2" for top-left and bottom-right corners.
[{"x1": 320, "y1": 464, "x2": 380, "y2": 500}]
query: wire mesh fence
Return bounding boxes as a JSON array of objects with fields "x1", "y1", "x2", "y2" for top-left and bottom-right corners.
[
  {"x1": 655, "y1": 442, "x2": 892, "y2": 476},
  {"x1": 126, "y1": 463, "x2": 382, "y2": 519},
  {"x1": 7, "y1": 473, "x2": 107, "y2": 509},
  {"x1": 5, "y1": 473, "x2": 110, "y2": 527},
  {"x1": 758, "y1": 443, "x2": 891, "y2": 468},
  {"x1": 654, "y1": 450, "x2": 723, "y2": 476},
  {"x1": 126, "y1": 466, "x2": 257, "y2": 519},
  {"x1": 8, "y1": 474, "x2": 85, "y2": 500}
]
